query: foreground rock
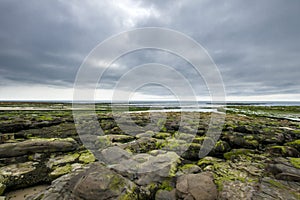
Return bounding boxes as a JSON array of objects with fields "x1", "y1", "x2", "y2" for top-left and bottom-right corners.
[
  {"x1": 0, "y1": 138, "x2": 78, "y2": 158},
  {"x1": 0, "y1": 161, "x2": 49, "y2": 191},
  {"x1": 110, "y1": 149, "x2": 180, "y2": 186},
  {"x1": 176, "y1": 172, "x2": 217, "y2": 200},
  {"x1": 0, "y1": 150, "x2": 96, "y2": 195},
  {"x1": 28, "y1": 163, "x2": 137, "y2": 200}
]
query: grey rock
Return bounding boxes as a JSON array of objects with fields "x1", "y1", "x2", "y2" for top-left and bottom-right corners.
[
  {"x1": 176, "y1": 172, "x2": 217, "y2": 200},
  {"x1": 100, "y1": 146, "x2": 132, "y2": 164},
  {"x1": 28, "y1": 162, "x2": 137, "y2": 200},
  {"x1": 111, "y1": 151, "x2": 180, "y2": 186},
  {"x1": 268, "y1": 163, "x2": 300, "y2": 182},
  {"x1": 155, "y1": 189, "x2": 177, "y2": 200},
  {"x1": 253, "y1": 177, "x2": 300, "y2": 200},
  {"x1": 0, "y1": 138, "x2": 78, "y2": 158},
  {"x1": 218, "y1": 180, "x2": 257, "y2": 200},
  {"x1": 0, "y1": 183, "x2": 5, "y2": 196},
  {"x1": 0, "y1": 161, "x2": 48, "y2": 190}
]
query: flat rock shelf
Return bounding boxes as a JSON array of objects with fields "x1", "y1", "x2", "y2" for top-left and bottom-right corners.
[{"x1": 0, "y1": 102, "x2": 299, "y2": 200}]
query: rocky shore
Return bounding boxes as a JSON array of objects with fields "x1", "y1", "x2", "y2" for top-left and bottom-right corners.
[{"x1": 0, "y1": 104, "x2": 299, "y2": 199}]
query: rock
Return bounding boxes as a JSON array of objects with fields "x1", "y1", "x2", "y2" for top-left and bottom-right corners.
[
  {"x1": 136, "y1": 131, "x2": 155, "y2": 138},
  {"x1": 176, "y1": 172, "x2": 217, "y2": 200},
  {"x1": 253, "y1": 177, "x2": 300, "y2": 200},
  {"x1": 212, "y1": 153, "x2": 266, "y2": 199},
  {"x1": 179, "y1": 164, "x2": 201, "y2": 174},
  {"x1": 209, "y1": 140, "x2": 231, "y2": 157},
  {"x1": 0, "y1": 138, "x2": 78, "y2": 158},
  {"x1": 78, "y1": 150, "x2": 96, "y2": 164},
  {"x1": 218, "y1": 180, "x2": 257, "y2": 200},
  {"x1": 72, "y1": 164, "x2": 137, "y2": 200},
  {"x1": 47, "y1": 153, "x2": 80, "y2": 169},
  {"x1": 49, "y1": 164, "x2": 73, "y2": 179},
  {"x1": 0, "y1": 183, "x2": 5, "y2": 195},
  {"x1": 266, "y1": 145, "x2": 300, "y2": 157},
  {"x1": 106, "y1": 134, "x2": 136, "y2": 143},
  {"x1": 181, "y1": 143, "x2": 202, "y2": 160},
  {"x1": 0, "y1": 161, "x2": 48, "y2": 190},
  {"x1": 155, "y1": 189, "x2": 177, "y2": 200},
  {"x1": 111, "y1": 151, "x2": 180, "y2": 186},
  {"x1": 197, "y1": 156, "x2": 223, "y2": 171},
  {"x1": 100, "y1": 146, "x2": 132, "y2": 165},
  {"x1": 267, "y1": 163, "x2": 300, "y2": 182},
  {"x1": 285, "y1": 139, "x2": 300, "y2": 152},
  {"x1": 225, "y1": 133, "x2": 259, "y2": 149},
  {"x1": 153, "y1": 132, "x2": 172, "y2": 139},
  {"x1": 28, "y1": 163, "x2": 137, "y2": 200},
  {"x1": 121, "y1": 137, "x2": 157, "y2": 153},
  {"x1": 233, "y1": 125, "x2": 253, "y2": 134},
  {"x1": 223, "y1": 149, "x2": 254, "y2": 160}
]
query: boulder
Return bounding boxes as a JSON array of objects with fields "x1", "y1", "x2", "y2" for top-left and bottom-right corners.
[
  {"x1": 252, "y1": 177, "x2": 300, "y2": 200},
  {"x1": 0, "y1": 161, "x2": 49, "y2": 191},
  {"x1": 0, "y1": 138, "x2": 78, "y2": 158},
  {"x1": 176, "y1": 172, "x2": 217, "y2": 200},
  {"x1": 121, "y1": 137, "x2": 158, "y2": 153},
  {"x1": 267, "y1": 163, "x2": 300, "y2": 182},
  {"x1": 27, "y1": 162, "x2": 137, "y2": 200},
  {"x1": 110, "y1": 150, "x2": 180, "y2": 186}
]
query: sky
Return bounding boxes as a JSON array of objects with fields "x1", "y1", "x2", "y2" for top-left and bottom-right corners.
[{"x1": 0, "y1": 0, "x2": 299, "y2": 101}]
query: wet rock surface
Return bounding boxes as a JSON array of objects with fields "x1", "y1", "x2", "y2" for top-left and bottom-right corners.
[{"x1": 0, "y1": 104, "x2": 300, "y2": 199}]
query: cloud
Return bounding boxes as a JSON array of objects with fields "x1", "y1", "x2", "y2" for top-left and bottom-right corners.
[{"x1": 0, "y1": 0, "x2": 299, "y2": 100}]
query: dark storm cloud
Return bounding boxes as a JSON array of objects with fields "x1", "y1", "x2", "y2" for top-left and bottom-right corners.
[
  {"x1": 138, "y1": 0, "x2": 300, "y2": 97},
  {"x1": 0, "y1": 0, "x2": 123, "y2": 86},
  {"x1": 0, "y1": 0, "x2": 299, "y2": 99}
]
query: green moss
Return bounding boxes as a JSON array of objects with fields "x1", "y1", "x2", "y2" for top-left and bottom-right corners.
[
  {"x1": 245, "y1": 139, "x2": 259, "y2": 147},
  {"x1": 290, "y1": 158, "x2": 300, "y2": 169},
  {"x1": 214, "y1": 141, "x2": 229, "y2": 152},
  {"x1": 197, "y1": 157, "x2": 221, "y2": 168},
  {"x1": 50, "y1": 164, "x2": 72, "y2": 178},
  {"x1": 269, "y1": 146, "x2": 287, "y2": 154},
  {"x1": 119, "y1": 191, "x2": 138, "y2": 200},
  {"x1": 79, "y1": 151, "x2": 96, "y2": 164},
  {"x1": 159, "y1": 180, "x2": 173, "y2": 191},
  {"x1": 28, "y1": 155, "x2": 34, "y2": 161},
  {"x1": 153, "y1": 132, "x2": 171, "y2": 139},
  {"x1": 155, "y1": 140, "x2": 166, "y2": 149},
  {"x1": 243, "y1": 135, "x2": 254, "y2": 140},
  {"x1": 180, "y1": 164, "x2": 196, "y2": 170},
  {"x1": 109, "y1": 174, "x2": 125, "y2": 191},
  {"x1": 0, "y1": 183, "x2": 6, "y2": 196},
  {"x1": 285, "y1": 139, "x2": 300, "y2": 150},
  {"x1": 223, "y1": 149, "x2": 252, "y2": 160},
  {"x1": 37, "y1": 115, "x2": 53, "y2": 121},
  {"x1": 292, "y1": 130, "x2": 300, "y2": 134},
  {"x1": 267, "y1": 179, "x2": 287, "y2": 189},
  {"x1": 97, "y1": 135, "x2": 112, "y2": 148}
]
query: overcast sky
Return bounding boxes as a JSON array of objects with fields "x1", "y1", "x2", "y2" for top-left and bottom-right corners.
[{"x1": 0, "y1": 0, "x2": 299, "y2": 101}]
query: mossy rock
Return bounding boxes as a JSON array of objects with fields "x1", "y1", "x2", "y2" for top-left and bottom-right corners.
[
  {"x1": 285, "y1": 139, "x2": 300, "y2": 151},
  {"x1": 179, "y1": 164, "x2": 201, "y2": 174},
  {"x1": 210, "y1": 141, "x2": 231, "y2": 156},
  {"x1": 108, "y1": 135, "x2": 136, "y2": 143},
  {"x1": 79, "y1": 151, "x2": 96, "y2": 164},
  {"x1": 47, "y1": 152, "x2": 80, "y2": 169},
  {"x1": 197, "y1": 156, "x2": 223, "y2": 169},
  {"x1": 290, "y1": 158, "x2": 300, "y2": 169},
  {"x1": 49, "y1": 164, "x2": 72, "y2": 179},
  {"x1": 267, "y1": 145, "x2": 300, "y2": 157},
  {"x1": 223, "y1": 149, "x2": 254, "y2": 160},
  {"x1": 0, "y1": 182, "x2": 6, "y2": 196},
  {"x1": 153, "y1": 132, "x2": 171, "y2": 139}
]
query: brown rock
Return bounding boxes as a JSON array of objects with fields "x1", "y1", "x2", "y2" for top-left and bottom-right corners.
[{"x1": 176, "y1": 172, "x2": 217, "y2": 200}]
